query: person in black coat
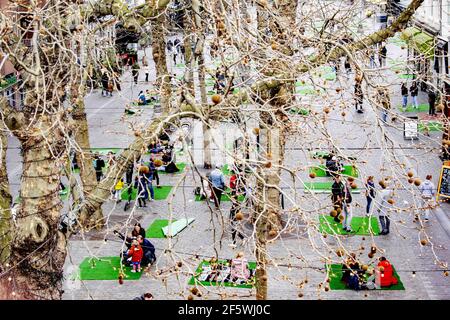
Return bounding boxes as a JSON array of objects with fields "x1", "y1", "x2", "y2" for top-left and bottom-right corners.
[
  {"x1": 131, "y1": 223, "x2": 146, "y2": 238},
  {"x1": 410, "y1": 82, "x2": 419, "y2": 109},
  {"x1": 428, "y1": 89, "x2": 437, "y2": 116}
]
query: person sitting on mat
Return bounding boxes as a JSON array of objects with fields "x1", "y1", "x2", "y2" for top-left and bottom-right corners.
[
  {"x1": 162, "y1": 146, "x2": 180, "y2": 173},
  {"x1": 341, "y1": 253, "x2": 363, "y2": 290},
  {"x1": 231, "y1": 252, "x2": 250, "y2": 283},
  {"x1": 148, "y1": 141, "x2": 164, "y2": 154},
  {"x1": 137, "y1": 235, "x2": 156, "y2": 266},
  {"x1": 375, "y1": 257, "x2": 398, "y2": 288},
  {"x1": 138, "y1": 91, "x2": 147, "y2": 105}
]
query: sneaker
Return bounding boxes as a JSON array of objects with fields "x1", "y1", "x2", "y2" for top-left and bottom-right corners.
[
  {"x1": 157, "y1": 186, "x2": 162, "y2": 189},
  {"x1": 228, "y1": 243, "x2": 237, "y2": 248},
  {"x1": 131, "y1": 270, "x2": 136, "y2": 273},
  {"x1": 137, "y1": 269, "x2": 141, "y2": 272}
]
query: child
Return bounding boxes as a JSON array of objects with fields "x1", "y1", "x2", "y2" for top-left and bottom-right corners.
[
  {"x1": 114, "y1": 178, "x2": 124, "y2": 202},
  {"x1": 128, "y1": 239, "x2": 143, "y2": 273}
]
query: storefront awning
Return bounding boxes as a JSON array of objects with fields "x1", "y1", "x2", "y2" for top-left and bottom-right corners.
[{"x1": 400, "y1": 27, "x2": 435, "y2": 59}]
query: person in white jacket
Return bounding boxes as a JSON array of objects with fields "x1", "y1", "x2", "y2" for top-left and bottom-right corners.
[
  {"x1": 376, "y1": 181, "x2": 393, "y2": 235},
  {"x1": 419, "y1": 175, "x2": 435, "y2": 221}
]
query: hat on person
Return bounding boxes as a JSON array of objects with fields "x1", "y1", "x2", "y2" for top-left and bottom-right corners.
[
  {"x1": 215, "y1": 164, "x2": 222, "y2": 169},
  {"x1": 331, "y1": 156, "x2": 337, "y2": 161}
]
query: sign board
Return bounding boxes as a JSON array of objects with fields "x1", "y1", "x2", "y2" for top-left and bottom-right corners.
[
  {"x1": 404, "y1": 119, "x2": 418, "y2": 139},
  {"x1": 437, "y1": 165, "x2": 450, "y2": 200}
]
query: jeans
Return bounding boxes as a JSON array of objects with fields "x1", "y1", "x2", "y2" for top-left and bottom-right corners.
[
  {"x1": 366, "y1": 196, "x2": 373, "y2": 214},
  {"x1": 422, "y1": 197, "x2": 433, "y2": 220},
  {"x1": 343, "y1": 204, "x2": 352, "y2": 230},
  {"x1": 147, "y1": 183, "x2": 154, "y2": 200},
  {"x1": 402, "y1": 95, "x2": 408, "y2": 108},
  {"x1": 381, "y1": 110, "x2": 388, "y2": 122},
  {"x1": 379, "y1": 215, "x2": 390, "y2": 233},
  {"x1": 412, "y1": 95, "x2": 418, "y2": 108},
  {"x1": 138, "y1": 197, "x2": 146, "y2": 207},
  {"x1": 95, "y1": 171, "x2": 103, "y2": 182}
]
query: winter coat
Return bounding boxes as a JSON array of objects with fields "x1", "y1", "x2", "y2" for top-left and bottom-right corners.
[
  {"x1": 128, "y1": 244, "x2": 143, "y2": 263},
  {"x1": 376, "y1": 260, "x2": 398, "y2": 287},
  {"x1": 115, "y1": 180, "x2": 124, "y2": 190},
  {"x1": 410, "y1": 85, "x2": 418, "y2": 96},
  {"x1": 419, "y1": 180, "x2": 435, "y2": 198},
  {"x1": 401, "y1": 85, "x2": 408, "y2": 96}
]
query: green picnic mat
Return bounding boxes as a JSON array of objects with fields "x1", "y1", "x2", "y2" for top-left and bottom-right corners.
[
  {"x1": 77, "y1": 257, "x2": 142, "y2": 280},
  {"x1": 327, "y1": 264, "x2": 405, "y2": 290},
  {"x1": 289, "y1": 108, "x2": 310, "y2": 115},
  {"x1": 418, "y1": 121, "x2": 443, "y2": 132},
  {"x1": 120, "y1": 186, "x2": 173, "y2": 201},
  {"x1": 311, "y1": 151, "x2": 331, "y2": 159},
  {"x1": 156, "y1": 162, "x2": 186, "y2": 174},
  {"x1": 310, "y1": 164, "x2": 359, "y2": 178},
  {"x1": 319, "y1": 215, "x2": 380, "y2": 235},
  {"x1": 398, "y1": 74, "x2": 416, "y2": 79},
  {"x1": 397, "y1": 104, "x2": 429, "y2": 113},
  {"x1": 146, "y1": 219, "x2": 176, "y2": 238},
  {"x1": 188, "y1": 259, "x2": 256, "y2": 289},
  {"x1": 195, "y1": 190, "x2": 245, "y2": 202},
  {"x1": 295, "y1": 84, "x2": 323, "y2": 95},
  {"x1": 222, "y1": 164, "x2": 232, "y2": 176},
  {"x1": 303, "y1": 182, "x2": 361, "y2": 193}
]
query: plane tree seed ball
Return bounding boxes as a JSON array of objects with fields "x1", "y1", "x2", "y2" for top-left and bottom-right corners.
[
  {"x1": 212, "y1": 94, "x2": 222, "y2": 104},
  {"x1": 309, "y1": 172, "x2": 316, "y2": 179},
  {"x1": 235, "y1": 212, "x2": 244, "y2": 220},
  {"x1": 414, "y1": 179, "x2": 422, "y2": 186},
  {"x1": 407, "y1": 171, "x2": 414, "y2": 178},
  {"x1": 420, "y1": 239, "x2": 427, "y2": 246}
]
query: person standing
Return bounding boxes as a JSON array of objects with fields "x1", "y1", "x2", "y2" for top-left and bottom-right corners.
[
  {"x1": 209, "y1": 164, "x2": 226, "y2": 209},
  {"x1": 114, "y1": 178, "x2": 124, "y2": 202},
  {"x1": 144, "y1": 64, "x2": 150, "y2": 82},
  {"x1": 401, "y1": 83, "x2": 408, "y2": 110},
  {"x1": 134, "y1": 175, "x2": 148, "y2": 208},
  {"x1": 410, "y1": 82, "x2": 419, "y2": 109},
  {"x1": 354, "y1": 76, "x2": 363, "y2": 113},
  {"x1": 331, "y1": 175, "x2": 345, "y2": 223},
  {"x1": 132, "y1": 62, "x2": 140, "y2": 85},
  {"x1": 229, "y1": 202, "x2": 245, "y2": 247},
  {"x1": 418, "y1": 175, "x2": 435, "y2": 221},
  {"x1": 101, "y1": 71, "x2": 109, "y2": 97},
  {"x1": 428, "y1": 89, "x2": 437, "y2": 116},
  {"x1": 376, "y1": 181, "x2": 393, "y2": 235},
  {"x1": 379, "y1": 44, "x2": 387, "y2": 67},
  {"x1": 93, "y1": 154, "x2": 105, "y2": 182},
  {"x1": 342, "y1": 179, "x2": 353, "y2": 232},
  {"x1": 365, "y1": 176, "x2": 376, "y2": 215}
]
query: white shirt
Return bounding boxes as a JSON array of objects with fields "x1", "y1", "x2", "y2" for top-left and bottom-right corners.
[{"x1": 377, "y1": 188, "x2": 393, "y2": 217}]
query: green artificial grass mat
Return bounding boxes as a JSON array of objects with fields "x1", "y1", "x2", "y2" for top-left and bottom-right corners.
[
  {"x1": 289, "y1": 108, "x2": 310, "y2": 115},
  {"x1": 156, "y1": 162, "x2": 186, "y2": 174},
  {"x1": 303, "y1": 181, "x2": 361, "y2": 193},
  {"x1": 120, "y1": 186, "x2": 173, "y2": 201},
  {"x1": 310, "y1": 164, "x2": 359, "y2": 178},
  {"x1": 311, "y1": 151, "x2": 330, "y2": 159},
  {"x1": 319, "y1": 215, "x2": 380, "y2": 235},
  {"x1": 195, "y1": 190, "x2": 245, "y2": 202},
  {"x1": 418, "y1": 121, "x2": 443, "y2": 132},
  {"x1": 146, "y1": 219, "x2": 176, "y2": 238},
  {"x1": 327, "y1": 264, "x2": 405, "y2": 290},
  {"x1": 397, "y1": 104, "x2": 429, "y2": 113},
  {"x1": 77, "y1": 256, "x2": 142, "y2": 280},
  {"x1": 207, "y1": 90, "x2": 215, "y2": 95},
  {"x1": 188, "y1": 259, "x2": 256, "y2": 289},
  {"x1": 176, "y1": 63, "x2": 185, "y2": 68},
  {"x1": 222, "y1": 164, "x2": 232, "y2": 175},
  {"x1": 398, "y1": 74, "x2": 416, "y2": 79}
]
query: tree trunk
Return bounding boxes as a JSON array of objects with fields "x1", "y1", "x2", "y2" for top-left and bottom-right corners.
[
  {"x1": 7, "y1": 115, "x2": 68, "y2": 299},
  {"x1": 0, "y1": 126, "x2": 12, "y2": 266},
  {"x1": 151, "y1": 14, "x2": 172, "y2": 113}
]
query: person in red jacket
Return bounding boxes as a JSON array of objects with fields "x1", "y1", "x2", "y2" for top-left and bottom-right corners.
[
  {"x1": 377, "y1": 257, "x2": 398, "y2": 287},
  {"x1": 128, "y1": 239, "x2": 144, "y2": 273}
]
